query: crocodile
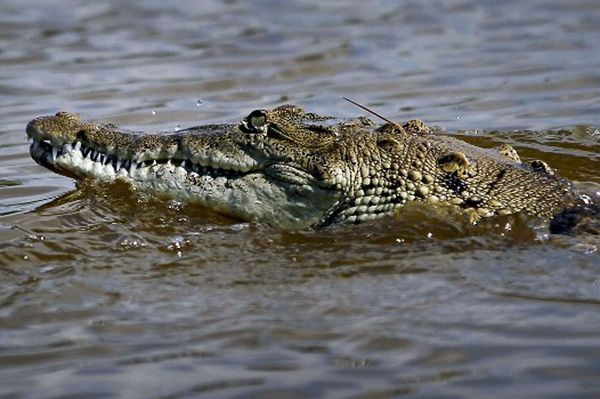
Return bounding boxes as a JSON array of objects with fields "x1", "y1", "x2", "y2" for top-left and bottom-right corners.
[{"x1": 26, "y1": 104, "x2": 587, "y2": 230}]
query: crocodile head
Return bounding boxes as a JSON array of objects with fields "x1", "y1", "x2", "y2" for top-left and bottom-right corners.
[{"x1": 26, "y1": 105, "x2": 381, "y2": 228}]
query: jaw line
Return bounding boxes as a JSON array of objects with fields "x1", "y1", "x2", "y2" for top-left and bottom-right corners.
[
  {"x1": 29, "y1": 137, "x2": 258, "y2": 182},
  {"x1": 30, "y1": 138, "x2": 340, "y2": 228},
  {"x1": 30, "y1": 136, "x2": 333, "y2": 190}
]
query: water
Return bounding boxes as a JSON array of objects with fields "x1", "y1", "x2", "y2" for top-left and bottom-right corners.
[{"x1": 1, "y1": 0, "x2": 600, "y2": 397}]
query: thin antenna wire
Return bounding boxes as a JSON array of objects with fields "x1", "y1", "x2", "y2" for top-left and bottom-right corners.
[{"x1": 342, "y1": 97, "x2": 395, "y2": 124}]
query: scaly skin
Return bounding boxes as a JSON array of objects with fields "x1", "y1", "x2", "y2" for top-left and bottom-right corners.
[{"x1": 26, "y1": 105, "x2": 581, "y2": 229}]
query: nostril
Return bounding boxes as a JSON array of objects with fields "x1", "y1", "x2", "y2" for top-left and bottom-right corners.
[{"x1": 54, "y1": 111, "x2": 82, "y2": 122}]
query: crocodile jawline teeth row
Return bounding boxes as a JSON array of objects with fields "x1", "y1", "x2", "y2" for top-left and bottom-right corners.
[{"x1": 31, "y1": 139, "x2": 246, "y2": 179}]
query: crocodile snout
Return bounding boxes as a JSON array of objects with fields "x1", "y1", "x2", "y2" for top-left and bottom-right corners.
[{"x1": 26, "y1": 112, "x2": 84, "y2": 145}]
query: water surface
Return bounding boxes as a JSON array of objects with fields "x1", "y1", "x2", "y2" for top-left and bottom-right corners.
[{"x1": 1, "y1": 0, "x2": 600, "y2": 398}]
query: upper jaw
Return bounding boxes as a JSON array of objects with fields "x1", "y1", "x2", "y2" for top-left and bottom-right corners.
[
  {"x1": 25, "y1": 112, "x2": 336, "y2": 189},
  {"x1": 26, "y1": 112, "x2": 261, "y2": 177}
]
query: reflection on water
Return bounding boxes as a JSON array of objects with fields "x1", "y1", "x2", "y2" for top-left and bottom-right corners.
[{"x1": 1, "y1": 0, "x2": 600, "y2": 397}]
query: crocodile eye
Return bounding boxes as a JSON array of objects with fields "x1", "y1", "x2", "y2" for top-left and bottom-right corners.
[
  {"x1": 241, "y1": 109, "x2": 268, "y2": 134},
  {"x1": 249, "y1": 110, "x2": 267, "y2": 129}
]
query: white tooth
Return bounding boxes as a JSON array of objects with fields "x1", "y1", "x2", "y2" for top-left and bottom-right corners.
[
  {"x1": 99, "y1": 154, "x2": 105, "y2": 164},
  {"x1": 74, "y1": 141, "x2": 81, "y2": 151},
  {"x1": 138, "y1": 167, "x2": 148, "y2": 179},
  {"x1": 167, "y1": 159, "x2": 172, "y2": 166},
  {"x1": 181, "y1": 160, "x2": 186, "y2": 168},
  {"x1": 152, "y1": 160, "x2": 157, "y2": 166},
  {"x1": 115, "y1": 159, "x2": 121, "y2": 170},
  {"x1": 52, "y1": 147, "x2": 58, "y2": 162},
  {"x1": 63, "y1": 144, "x2": 72, "y2": 153},
  {"x1": 130, "y1": 162, "x2": 137, "y2": 175}
]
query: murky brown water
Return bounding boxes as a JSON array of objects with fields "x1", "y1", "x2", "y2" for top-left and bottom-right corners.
[{"x1": 1, "y1": 0, "x2": 600, "y2": 397}]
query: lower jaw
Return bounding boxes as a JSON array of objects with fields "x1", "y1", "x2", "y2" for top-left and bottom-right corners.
[{"x1": 33, "y1": 145, "x2": 341, "y2": 229}]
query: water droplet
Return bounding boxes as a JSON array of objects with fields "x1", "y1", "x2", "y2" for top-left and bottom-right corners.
[
  {"x1": 115, "y1": 234, "x2": 147, "y2": 250},
  {"x1": 174, "y1": 125, "x2": 181, "y2": 132},
  {"x1": 12, "y1": 225, "x2": 44, "y2": 241},
  {"x1": 581, "y1": 194, "x2": 592, "y2": 205},
  {"x1": 151, "y1": 110, "x2": 156, "y2": 115},
  {"x1": 168, "y1": 200, "x2": 183, "y2": 210},
  {"x1": 196, "y1": 99, "x2": 202, "y2": 107},
  {"x1": 167, "y1": 236, "x2": 190, "y2": 257},
  {"x1": 456, "y1": 116, "x2": 460, "y2": 120}
]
